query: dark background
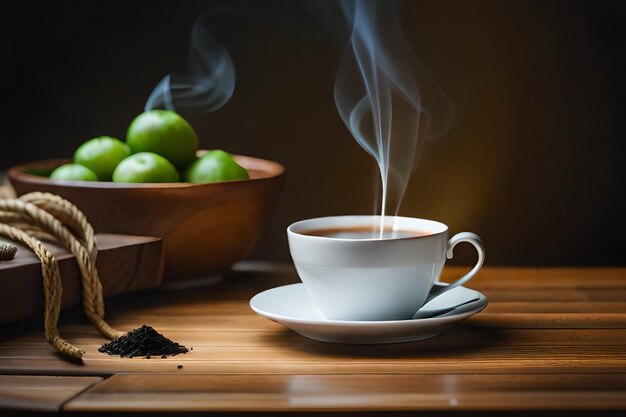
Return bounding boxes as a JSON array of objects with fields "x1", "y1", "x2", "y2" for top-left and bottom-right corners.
[{"x1": 1, "y1": 0, "x2": 625, "y2": 266}]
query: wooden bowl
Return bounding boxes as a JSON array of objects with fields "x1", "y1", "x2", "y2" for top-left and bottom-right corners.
[{"x1": 7, "y1": 154, "x2": 284, "y2": 282}]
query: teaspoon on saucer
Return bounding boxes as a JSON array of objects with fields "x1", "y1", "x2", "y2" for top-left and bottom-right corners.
[{"x1": 412, "y1": 297, "x2": 481, "y2": 320}]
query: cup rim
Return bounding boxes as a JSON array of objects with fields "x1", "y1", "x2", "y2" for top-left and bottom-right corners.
[{"x1": 287, "y1": 215, "x2": 448, "y2": 242}]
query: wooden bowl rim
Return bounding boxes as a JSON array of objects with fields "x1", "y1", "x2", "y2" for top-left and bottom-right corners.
[{"x1": 7, "y1": 152, "x2": 285, "y2": 189}]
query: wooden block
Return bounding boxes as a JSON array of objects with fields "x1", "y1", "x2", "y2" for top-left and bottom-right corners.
[{"x1": 0, "y1": 234, "x2": 165, "y2": 324}]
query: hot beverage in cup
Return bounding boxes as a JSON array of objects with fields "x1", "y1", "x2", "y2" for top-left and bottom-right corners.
[
  {"x1": 301, "y1": 226, "x2": 429, "y2": 240},
  {"x1": 288, "y1": 215, "x2": 484, "y2": 321}
]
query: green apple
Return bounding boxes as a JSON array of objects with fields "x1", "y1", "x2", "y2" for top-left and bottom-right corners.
[
  {"x1": 185, "y1": 150, "x2": 249, "y2": 183},
  {"x1": 74, "y1": 136, "x2": 131, "y2": 181},
  {"x1": 112, "y1": 152, "x2": 180, "y2": 183},
  {"x1": 50, "y1": 164, "x2": 99, "y2": 181},
  {"x1": 126, "y1": 110, "x2": 198, "y2": 168}
]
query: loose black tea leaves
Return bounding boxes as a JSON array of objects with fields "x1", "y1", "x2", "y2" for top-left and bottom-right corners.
[{"x1": 99, "y1": 325, "x2": 189, "y2": 358}]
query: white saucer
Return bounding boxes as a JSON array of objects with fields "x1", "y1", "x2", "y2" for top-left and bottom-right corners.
[{"x1": 250, "y1": 283, "x2": 487, "y2": 344}]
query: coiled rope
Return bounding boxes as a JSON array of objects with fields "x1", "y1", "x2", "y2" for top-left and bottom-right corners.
[{"x1": 0, "y1": 192, "x2": 123, "y2": 360}]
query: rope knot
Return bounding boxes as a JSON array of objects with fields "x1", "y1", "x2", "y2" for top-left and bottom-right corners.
[{"x1": 0, "y1": 242, "x2": 17, "y2": 261}]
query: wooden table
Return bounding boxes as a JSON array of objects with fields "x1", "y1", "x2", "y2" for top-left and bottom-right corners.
[{"x1": 0, "y1": 264, "x2": 625, "y2": 415}]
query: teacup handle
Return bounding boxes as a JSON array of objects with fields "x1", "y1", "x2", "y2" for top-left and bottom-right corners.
[{"x1": 424, "y1": 232, "x2": 485, "y2": 304}]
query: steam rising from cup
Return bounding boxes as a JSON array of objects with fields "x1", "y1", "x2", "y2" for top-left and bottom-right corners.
[
  {"x1": 145, "y1": 11, "x2": 235, "y2": 113},
  {"x1": 334, "y1": 0, "x2": 452, "y2": 237}
]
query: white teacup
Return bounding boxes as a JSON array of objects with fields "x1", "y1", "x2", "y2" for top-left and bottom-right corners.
[{"x1": 287, "y1": 215, "x2": 485, "y2": 321}]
